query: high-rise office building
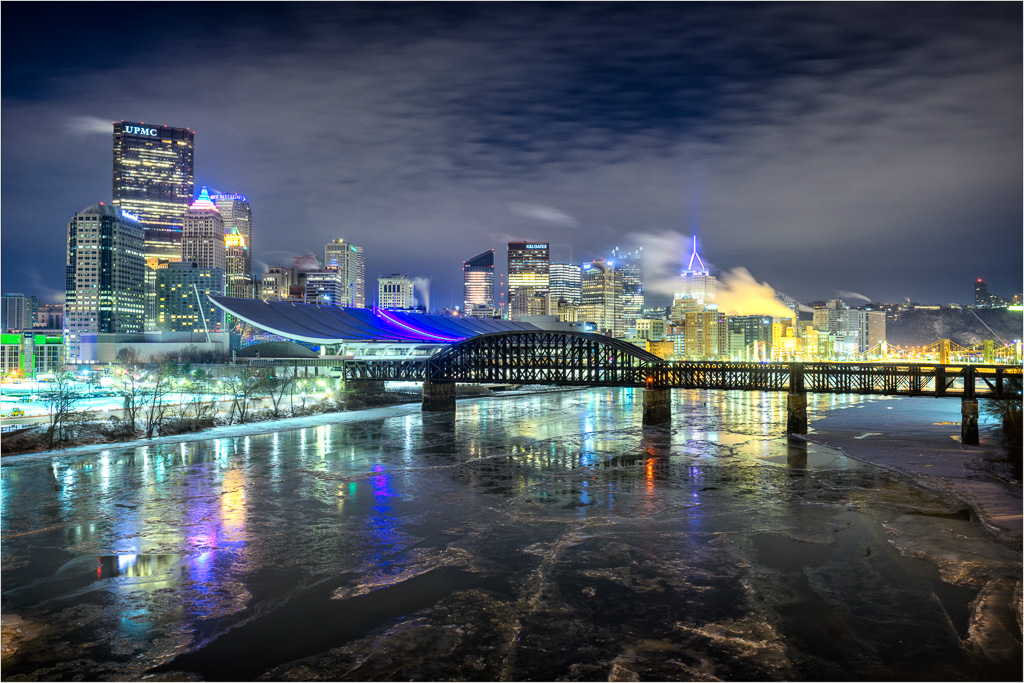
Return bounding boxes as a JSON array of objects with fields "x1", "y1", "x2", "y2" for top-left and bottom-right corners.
[
  {"x1": 305, "y1": 270, "x2": 345, "y2": 306},
  {"x1": 155, "y1": 262, "x2": 225, "y2": 333},
  {"x1": 675, "y1": 237, "x2": 716, "y2": 305},
  {"x1": 325, "y1": 239, "x2": 365, "y2": 307},
  {"x1": 112, "y1": 120, "x2": 195, "y2": 228},
  {"x1": 580, "y1": 260, "x2": 624, "y2": 337},
  {"x1": 611, "y1": 246, "x2": 644, "y2": 333},
  {"x1": 549, "y1": 263, "x2": 582, "y2": 307},
  {"x1": 261, "y1": 266, "x2": 293, "y2": 301},
  {"x1": 463, "y1": 250, "x2": 495, "y2": 317},
  {"x1": 181, "y1": 188, "x2": 226, "y2": 271},
  {"x1": 213, "y1": 193, "x2": 253, "y2": 298},
  {"x1": 377, "y1": 274, "x2": 416, "y2": 309},
  {"x1": 683, "y1": 309, "x2": 727, "y2": 359},
  {"x1": 113, "y1": 121, "x2": 194, "y2": 330},
  {"x1": 65, "y1": 203, "x2": 145, "y2": 362},
  {"x1": 508, "y1": 242, "x2": 549, "y2": 320},
  {"x1": 2, "y1": 294, "x2": 34, "y2": 332}
]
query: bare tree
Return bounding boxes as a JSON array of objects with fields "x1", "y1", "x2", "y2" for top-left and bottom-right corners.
[
  {"x1": 113, "y1": 346, "x2": 145, "y2": 436},
  {"x1": 142, "y1": 359, "x2": 174, "y2": 438},
  {"x1": 220, "y1": 365, "x2": 266, "y2": 424},
  {"x1": 41, "y1": 365, "x2": 84, "y2": 449},
  {"x1": 263, "y1": 368, "x2": 296, "y2": 418}
]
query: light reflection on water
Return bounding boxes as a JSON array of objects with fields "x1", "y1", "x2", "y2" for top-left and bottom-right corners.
[{"x1": 0, "y1": 388, "x2": 1019, "y2": 681}]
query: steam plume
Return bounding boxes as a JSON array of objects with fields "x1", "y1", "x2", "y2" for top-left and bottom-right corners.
[
  {"x1": 411, "y1": 276, "x2": 431, "y2": 311},
  {"x1": 836, "y1": 290, "x2": 872, "y2": 303}
]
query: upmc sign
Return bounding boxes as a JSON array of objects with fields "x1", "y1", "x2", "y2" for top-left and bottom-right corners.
[{"x1": 123, "y1": 124, "x2": 158, "y2": 136}]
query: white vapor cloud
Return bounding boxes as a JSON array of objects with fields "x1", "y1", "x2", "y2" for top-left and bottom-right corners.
[
  {"x1": 66, "y1": 115, "x2": 113, "y2": 135},
  {"x1": 836, "y1": 290, "x2": 872, "y2": 303},
  {"x1": 507, "y1": 202, "x2": 579, "y2": 228}
]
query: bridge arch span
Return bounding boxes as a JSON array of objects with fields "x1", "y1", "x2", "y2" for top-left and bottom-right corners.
[{"x1": 426, "y1": 329, "x2": 663, "y2": 386}]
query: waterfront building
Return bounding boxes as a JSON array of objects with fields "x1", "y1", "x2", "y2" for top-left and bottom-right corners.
[
  {"x1": 463, "y1": 250, "x2": 495, "y2": 317},
  {"x1": 611, "y1": 247, "x2": 644, "y2": 333},
  {"x1": 65, "y1": 203, "x2": 146, "y2": 363},
  {"x1": 675, "y1": 237, "x2": 716, "y2": 305},
  {"x1": 181, "y1": 187, "x2": 226, "y2": 271},
  {"x1": 510, "y1": 286, "x2": 549, "y2": 319},
  {"x1": 377, "y1": 274, "x2": 416, "y2": 309},
  {"x1": 155, "y1": 261, "x2": 225, "y2": 333},
  {"x1": 866, "y1": 311, "x2": 887, "y2": 350},
  {"x1": 305, "y1": 269, "x2": 345, "y2": 306},
  {"x1": 325, "y1": 239, "x2": 365, "y2": 307},
  {"x1": 508, "y1": 242, "x2": 549, "y2": 320},
  {"x1": 213, "y1": 194, "x2": 254, "y2": 298},
  {"x1": 2, "y1": 293, "x2": 35, "y2": 332},
  {"x1": 549, "y1": 263, "x2": 582, "y2": 308},
  {"x1": 580, "y1": 260, "x2": 624, "y2": 337},
  {"x1": 1, "y1": 332, "x2": 64, "y2": 378}
]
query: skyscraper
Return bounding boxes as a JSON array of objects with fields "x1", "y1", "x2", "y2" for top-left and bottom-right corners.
[
  {"x1": 549, "y1": 263, "x2": 582, "y2": 306},
  {"x1": 580, "y1": 260, "x2": 624, "y2": 337},
  {"x1": 675, "y1": 237, "x2": 716, "y2": 305},
  {"x1": 112, "y1": 121, "x2": 195, "y2": 229},
  {"x1": 114, "y1": 121, "x2": 195, "y2": 330},
  {"x1": 507, "y1": 242, "x2": 549, "y2": 320},
  {"x1": 325, "y1": 238, "x2": 365, "y2": 307},
  {"x1": 463, "y1": 250, "x2": 495, "y2": 317},
  {"x1": 611, "y1": 246, "x2": 644, "y2": 333},
  {"x1": 213, "y1": 193, "x2": 253, "y2": 298},
  {"x1": 181, "y1": 187, "x2": 226, "y2": 270},
  {"x1": 65, "y1": 203, "x2": 145, "y2": 362},
  {"x1": 155, "y1": 262, "x2": 226, "y2": 333}
]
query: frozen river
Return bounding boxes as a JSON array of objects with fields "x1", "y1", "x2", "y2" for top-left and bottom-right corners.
[{"x1": 1, "y1": 388, "x2": 1020, "y2": 680}]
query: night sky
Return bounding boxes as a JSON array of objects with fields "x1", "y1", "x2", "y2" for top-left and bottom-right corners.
[{"x1": 2, "y1": 2, "x2": 1021, "y2": 309}]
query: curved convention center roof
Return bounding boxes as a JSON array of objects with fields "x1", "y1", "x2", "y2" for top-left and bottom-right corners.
[{"x1": 209, "y1": 296, "x2": 539, "y2": 344}]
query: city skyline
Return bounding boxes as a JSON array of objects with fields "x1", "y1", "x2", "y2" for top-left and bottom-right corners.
[{"x1": 2, "y1": 3, "x2": 1021, "y2": 308}]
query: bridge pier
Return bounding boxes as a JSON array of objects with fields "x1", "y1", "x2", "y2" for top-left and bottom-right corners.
[
  {"x1": 961, "y1": 397, "x2": 979, "y2": 445},
  {"x1": 422, "y1": 379, "x2": 456, "y2": 412},
  {"x1": 786, "y1": 392, "x2": 808, "y2": 435},
  {"x1": 642, "y1": 388, "x2": 672, "y2": 427}
]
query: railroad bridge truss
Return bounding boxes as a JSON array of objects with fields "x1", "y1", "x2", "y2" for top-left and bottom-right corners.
[{"x1": 341, "y1": 330, "x2": 1022, "y2": 443}]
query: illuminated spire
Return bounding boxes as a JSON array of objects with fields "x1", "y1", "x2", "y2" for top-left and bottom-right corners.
[
  {"x1": 189, "y1": 186, "x2": 220, "y2": 212},
  {"x1": 685, "y1": 236, "x2": 707, "y2": 273}
]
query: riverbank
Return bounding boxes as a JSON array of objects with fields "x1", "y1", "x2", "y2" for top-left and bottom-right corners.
[{"x1": 806, "y1": 395, "x2": 1022, "y2": 545}]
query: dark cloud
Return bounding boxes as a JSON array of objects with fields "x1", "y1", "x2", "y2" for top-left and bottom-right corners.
[{"x1": 2, "y1": 2, "x2": 1020, "y2": 308}]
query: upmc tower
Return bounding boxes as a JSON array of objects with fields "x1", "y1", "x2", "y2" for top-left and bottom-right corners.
[{"x1": 112, "y1": 121, "x2": 195, "y2": 229}]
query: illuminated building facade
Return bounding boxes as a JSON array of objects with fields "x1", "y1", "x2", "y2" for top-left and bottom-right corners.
[
  {"x1": 65, "y1": 203, "x2": 145, "y2": 362},
  {"x1": 675, "y1": 237, "x2": 716, "y2": 305},
  {"x1": 611, "y1": 246, "x2": 643, "y2": 332},
  {"x1": 155, "y1": 262, "x2": 225, "y2": 333},
  {"x1": 683, "y1": 308, "x2": 727, "y2": 359},
  {"x1": 112, "y1": 120, "x2": 195, "y2": 228},
  {"x1": 262, "y1": 266, "x2": 293, "y2": 300},
  {"x1": 507, "y1": 242, "x2": 549, "y2": 320},
  {"x1": 377, "y1": 274, "x2": 416, "y2": 309},
  {"x1": 181, "y1": 188, "x2": 226, "y2": 271},
  {"x1": 580, "y1": 260, "x2": 624, "y2": 337},
  {"x1": 305, "y1": 270, "x2": 344, "y2": 306},
  {"x1": 325, "y1": 239, "x2": 365, "y2": 307},
  {"x1": 463, "y1": 250, "x2": 495, "y2": 317},
  {"x1": 727, "y1": 316, "x2": 773, "y2": 359},
  {"x1": 974, "y1": 278, "x2": 1008, "y2": 308},
  {"x1": 1, "y1": 333, "x2": 64, "y2": 378},
  {"x1": 549, "y1": 263, "x2": 582, "y2": 307},
  {"x1": 213, "y1": 193, "x2": 253, "y2": 298}
]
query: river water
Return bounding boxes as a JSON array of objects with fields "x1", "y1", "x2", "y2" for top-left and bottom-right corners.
[{"x1": 1, "y1": 388, "x2": 1020, "y2": 681}]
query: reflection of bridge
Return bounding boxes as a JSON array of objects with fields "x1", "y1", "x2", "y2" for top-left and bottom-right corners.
[{"x1": 343, "y1": 331, "x2": 1022, "y2": 444}]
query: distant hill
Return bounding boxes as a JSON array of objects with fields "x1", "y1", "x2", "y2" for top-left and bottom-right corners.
[{"x1": 886, "y1": 308, "x2": 1022, "y2": 347}]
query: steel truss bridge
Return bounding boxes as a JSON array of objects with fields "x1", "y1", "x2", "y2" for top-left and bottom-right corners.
[{"x1": 342, "y1": 330, "x2": 1022, "y2": 399}]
